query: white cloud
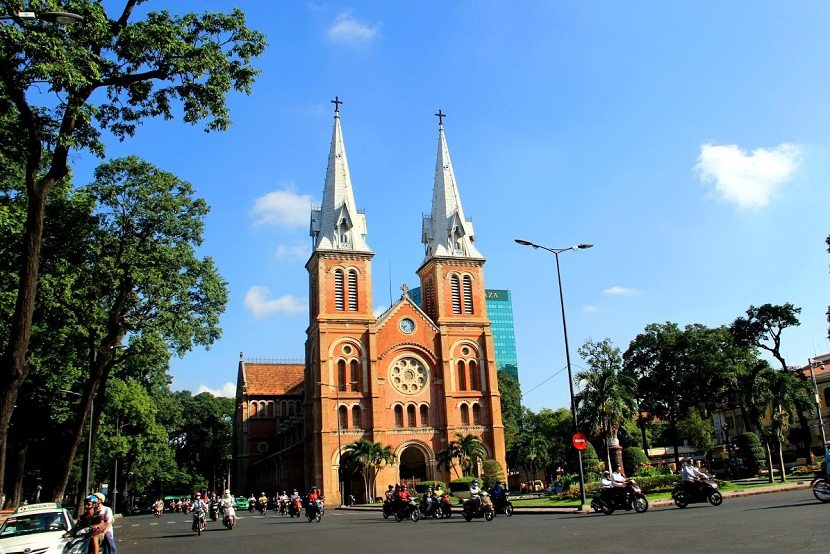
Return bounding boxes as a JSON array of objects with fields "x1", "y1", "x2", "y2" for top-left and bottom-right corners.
[
  {"x1": 197, "y1": 382, "x2": 236, "y2": 398},
  {"x1": 695, "y1": 143, "x2": 802, "y2": 209},
  {"x1": 327, "y1": 12, "x2": 379, "y2": 44},
  {"x1": 583, "y1": 305, "x2": 599, "y2": 314},
  {"x1": 251, "y1": 189, "x2": 314, "y2": 227},
  {"x1": 244, "y1": 286, "x2": 306, "y2": 319},
  {"x1": 275, "y1": 244, "x2": 308, "y2": 261},
  {"x1": 604, "y1": 286, "x2": 638, "y2": 296}
]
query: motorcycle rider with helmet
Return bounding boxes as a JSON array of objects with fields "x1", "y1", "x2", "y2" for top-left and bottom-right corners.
[
  {"x1": 681, "y1": 457, "x2": 707, "y2": 495},
  {"x1": 191, "y1": 492, "x2": 208, "y2": 531}
]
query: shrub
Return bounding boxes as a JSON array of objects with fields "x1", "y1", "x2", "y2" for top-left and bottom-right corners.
[
  {"x1": 622, "y1": 447, "x2": 649, "y2": 476},
  {"x1": 735, "y1": 432, "x2": 765, "y2": 477},
  {"x1": 482, "y1": 459, "x2": 505, "y2": 488}
]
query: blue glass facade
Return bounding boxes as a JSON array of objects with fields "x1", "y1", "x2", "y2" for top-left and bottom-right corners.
[{"x1": 408, "y1": 287, "x2": 519, "y2": 383}]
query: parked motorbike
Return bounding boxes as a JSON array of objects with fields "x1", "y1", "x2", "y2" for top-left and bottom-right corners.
[
  {"x1": 306, "y1": 498, "x2": 324, "y2": 522},
  {"x1": 209, "y1": 500, "x2": 219, "y2": 521},
  {"x1": 810, "y1": 468, "x2": 830, "y2": 503},
  {"x1": 222, "y1": 505, "x2": 237, "y2": 530},
  {"x1": 591, "y1": 480, "x2": 649, "y2": 515},
  {"x1": 192, "y1": 507, "x2": 206, "y2": 536},
  {"x1": 490, "y1": 490, "x2": 514, "y2": 517},
  {"x1": 671, "y1": 477, "x2": 723, "y2": 508},
  {"x1": 461, "y1": 494, "x2": 494, "y2": 522},
  {"x1": 394, "y1": 497, "x2": 421, "y2": 522}
]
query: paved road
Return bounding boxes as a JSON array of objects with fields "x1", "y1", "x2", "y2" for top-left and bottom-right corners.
[{"x1": 113, "y1": 489, "x2": 827, "y2": 553}]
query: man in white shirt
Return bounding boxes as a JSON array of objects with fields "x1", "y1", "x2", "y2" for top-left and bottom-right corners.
[
  {"x1": 681, "y1": 458, "x2": 707, "y2": 495},
  {"x1": 92, "y1": 492, "x2": 116, "y2": 553}
]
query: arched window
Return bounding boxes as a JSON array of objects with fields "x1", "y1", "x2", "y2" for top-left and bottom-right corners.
[
  {"x1": 352, "y1": 406, "x2": 361, "y2": 429},
  {"x1": 457, "y1": 360, "x2": 467, "y2": 391},
  {"x1": 463, "y1": 275, "x2": 473, "y2": 314},
  {"x1": 460, "y1": 404, "x2": 470, "y2": 426},
  {"x1": 348, "y1": 269, "x2": 358, "y2": 311},
  {"x1": 250, "y1": 401, "x2": 258, "y2": 417},
  {"x1": 407, "y1": 405, "x2": 417, "y2": 427},
  {"x1": 288, "y1": 402, "x2": 295, "y2": 417},
  {"x1": 472, "y1": 403, "x2": 482, "y2": 425},
  {"x1": 420, "y1": 405, "x2": 429, "y2": 427},
  {"x1": 350, "y1": 359, "x2": 360, "y2": 392},
  {"x1": 267, "y1": 402, "x2": 275, "y2": 417},
  {"x1": 394, "y1": 405, "x2": 404, "y2": 428},
  {"x1": 334, "y1": 269, "x2": 345, "y2": 311},
  {"x1": 338, "y1": 405, "x2": 348, "y2": 429},
  {"x1": 451, "y1": 275, "x2": 461, "y2": 314},
  {"x1": 469, "y1": 360, "x2": 479, "y2": 391},
  {"x1": 338, "y1": 359, "x2": 347, "y2": 391}
]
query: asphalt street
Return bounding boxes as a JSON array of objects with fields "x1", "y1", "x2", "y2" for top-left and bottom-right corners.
[{"x1": 113, "y1": 489, "x2": 827, "y2": 553}]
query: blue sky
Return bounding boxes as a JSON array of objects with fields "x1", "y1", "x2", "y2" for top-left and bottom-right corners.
[{"x1": 74, "y1": 2, "x2": 829, "y2": 412}]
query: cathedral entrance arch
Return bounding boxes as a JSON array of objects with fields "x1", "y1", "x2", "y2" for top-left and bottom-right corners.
[{"x1": 397, "y1": 442, "x2": 433, "y2": 484}]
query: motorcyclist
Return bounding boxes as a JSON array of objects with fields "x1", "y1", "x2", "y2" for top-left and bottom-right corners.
[
  {"x1": 220, "y1": 489, "x2": 236, "y2": 526},
  {"x1": 153, "y1": 498, "x2": 164, "y2": 516},
  {"x1": 191, "y1": 492, "x2": 208, "y2": 531},
  {"x1": 469, "y1": 479, "x2": 484, "y2": 510},
  {"x1": 278, "y1": 491, "x2": 289, "y2": 513},
  {"x1": 681, "y1": 457, "x2": 707, "y2": 495},
  {"x1": 247, "y1": 493, "x2": 256, "y2": 512},
  {"x1": 611, "y1": 468, "x2": 628, "y2": 503},
  {"x1": 307, "y1": 486, "x2": 320, "y2": 518},
  {"x1": 65, "y1": 495, "x2": 105, "y2": 554},
  {"x1": 384, "y1": 484, "x2": 395, "y2": 503},
  {"x1": 422, "y1": 486, "x2": 435, "y2": 515},
  {"x1": 257, "y1": 491, "x2": 268, "y2": 513}
]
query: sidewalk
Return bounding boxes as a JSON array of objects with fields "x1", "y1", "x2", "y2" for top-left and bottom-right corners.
[{"x1": 338, "y1": 480, "x2": 813, "y2": 515}]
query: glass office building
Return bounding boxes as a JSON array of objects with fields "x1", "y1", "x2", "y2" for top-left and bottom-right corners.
[{"x1": 409, "y1": 287, "x2": 519, "y2": 383}]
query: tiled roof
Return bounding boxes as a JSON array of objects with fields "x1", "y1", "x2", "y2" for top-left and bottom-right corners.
[{"x1": 243, "y1": 362, "x2": 305, "y2": 396}]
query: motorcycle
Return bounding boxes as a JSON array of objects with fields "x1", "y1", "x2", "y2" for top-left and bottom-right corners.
[
  {"x1": 62, "y1": 526, "x2": 94, "y2": 554},
  {"x1": 419, "y1": 495, "x2": 441, "y2": 518},
  {"x1": 289, "y1": 497, "x2": 302, "y2": 517},
  {"x1": 671, "y1": 477, "x2": 723, "y2": 508},
  {"x1": 306, "y1": 498, "x2": 324, "y2": 522},
  {"x1": 258, "y1": 500, "x2": 267, "y2": 516},
  {"x1": 591, "y1": 480, "x2": 649, "y2": 515},
  {"x1": 810, "y1": 468, "x2": 830, "y2": 503},
  {"x1": 382, "y1": 499, "x2": 395, "y2": 519},
  {"x1": 438, "y1": 494, "x2": 453, "y2": 518},
  {"x1": 222, "y1": 505, "x2": 237, "y2": 530},
  {"x1": 192, "y1": 507, "x2": 206, "y2": 536},
  {"x1": 277, "y1": 498, "x2": 289, "y2": 515},
  {"x1": 490, "y1": 490, "x2": 514, "y2": 517},
  {"x1": 248, "y1": 499, "x2": 256, "y2": 514},
  {"x1": 209, "y1": 500, "x2": 219, "y2": 521},
  {"x1": 394, "y1": 497, "x2": 421, "y2": 522},
  {"x1": 461, "y1": 494, "x2": 494, "y2": 522},
  {"x1": 345, "y1": 494, "x2": 356, "y2": 507}
]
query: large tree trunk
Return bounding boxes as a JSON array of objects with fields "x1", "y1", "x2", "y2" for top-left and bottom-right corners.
[
  {"x1": 10, "y1": 443, "x2": 27, "y2": 508},
  {"x1": 0, "y1": 184, "x2": 51, "y2": 506},
  {"x1": 777, "y1": 441, "x2": 787, "y2": 483}
]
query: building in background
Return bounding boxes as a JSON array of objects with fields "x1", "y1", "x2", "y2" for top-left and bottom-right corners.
[{"x1": 410, "y1": 287, "x2": 519, "y2": 383}]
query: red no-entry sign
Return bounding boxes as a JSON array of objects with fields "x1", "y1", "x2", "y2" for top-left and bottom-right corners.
[{"x1": 572, "y1": 432, "x2": 588, "y2": 450}]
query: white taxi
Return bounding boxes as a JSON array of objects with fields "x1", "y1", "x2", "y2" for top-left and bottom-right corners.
[{"x1": 0, "y1": 502, "x2": 73, "y2": 554}]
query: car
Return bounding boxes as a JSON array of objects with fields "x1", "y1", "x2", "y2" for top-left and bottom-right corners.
[
  {"x1": 0, "y1": 502, "x2": 74, "y2": 554},
  {"x1": 234, "y1": 496, "x2": 249, "y2": 511}
]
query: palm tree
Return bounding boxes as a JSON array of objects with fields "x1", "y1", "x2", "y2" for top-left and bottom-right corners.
[
  {"x1": 764, "y1": 369, "x2": 813, "y2": 482},
  {"x1": 343, "y1": 439, "x2": 396, "y2": 502},
  {"x1": 436, "y1": 443, "x2": 462, "y2": 479},
  {"x1": 455, "y1": 433, "x2": 487, "y2": 476},
  {"x1": 575, "y1": 339, "x2": 637, "y2": 472}
]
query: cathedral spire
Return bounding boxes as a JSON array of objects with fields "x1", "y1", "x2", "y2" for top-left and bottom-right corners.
[
  {"x1": 421, "y1": 110, "x2": 483, "y2": 261},
  {"x1": 310, "y1": 99, "x2": 371, "y2": 253}
]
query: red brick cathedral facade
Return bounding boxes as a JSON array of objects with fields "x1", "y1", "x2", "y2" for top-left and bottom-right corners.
[{"x1": 236, "y1": 106, "x2": 505, "y2": 504}]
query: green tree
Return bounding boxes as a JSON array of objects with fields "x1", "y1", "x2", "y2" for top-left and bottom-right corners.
[
  {"x1": 575, "y1": 338, "x2": 637, "y2": 472},
  {"x1": 0, "y1": 1, "x2": 265, "y2": 501},
  {"x1": 497, "y1": 371, "x2": 522, "y2": 452},
  {"x1": 455, "y1": 433, "x2": 487, "y2": 477},
  {"x1": 676, "y1": 409, "x2": 715, "y2": 453},
  {"x1": 343, "y1": 439, "x2": 396, "y2": 503},
  {"x1": 762, "y1": 369, "x2": 812, "y2": 482},
  {"x1": 481, "y1": 459, "x2": 505, "y2": 489}
]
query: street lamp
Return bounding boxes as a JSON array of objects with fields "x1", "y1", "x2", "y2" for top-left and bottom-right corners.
[
  {"x1": 515, "y1": 238, "x2": 593, "y2": 508},
  {"x1": 0, "y1": 11, "x2": 84, "y2": 24},
  {"x1": 316, "y1": 380, "x2": 358, "y2": 506}
]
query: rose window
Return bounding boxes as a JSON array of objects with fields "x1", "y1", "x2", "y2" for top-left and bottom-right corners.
[{"x1": 390, "y1": 357, "x2": 429, "y2": 395}]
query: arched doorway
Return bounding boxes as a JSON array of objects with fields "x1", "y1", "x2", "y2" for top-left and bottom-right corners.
[
  {"x1": 398, "y1": 446, "x2": 428, "y2": 484},
  {"x1": 339, "y1": 451, "x2": 365, "y2": 503}
]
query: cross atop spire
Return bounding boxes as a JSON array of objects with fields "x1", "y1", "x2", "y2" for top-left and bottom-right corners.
[
  {"x1": 331, "y1": 96, "x2": 343, "y2": 113},
  {"x1": 435, "y1": 109, "x2": 446, "y2": 126}
]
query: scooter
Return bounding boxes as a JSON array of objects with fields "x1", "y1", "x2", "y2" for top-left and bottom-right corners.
[
  {"x1": 258, "y1": 500, "x2": 267, "y2": 516},
  {"x1": 491, "y1": 490, "x2": 514, "y2": 517},
  {"x1": 288, "y1": 497, "x2": 302, "y2": 517},
  {"x1": 222, "y1": 505, "x2": 237, "y2": 530},
  {"x1": 209, "y1": 500, "x2": 219, "y2": 521},
  {"x1": 192, "y1": 507, "x2": 206, "y2": 536},
  {"x1": 419, "y1": 495, "x2": 440, "y2": 518},
  {"x1": 344, "y1": 494, "x2": 356, "y2": 507},
  {"x1": 591, "y1": 480, "x2": 649, "y2": 515},
  {"x1": 394, "y1": 497, "x2": 421, "y2": 522},
  {"x1": 306, "y1": 498, "x2": 324, "y2": 522},
  {"x1": 811, "y1": 467, "x2": 830, "y2": 503},
  {"x1": 461, "y1": 493, "x2": 494, "y2": 522},
  {"x1": 62, "y1": 526, "x2": 94, "y2": 554},
  {"x1": 438, "y1": 494, "x2": 453, "y2": 518},
  {"x1": 671, "y1": 477, "x2": 723, "y2": 508}
]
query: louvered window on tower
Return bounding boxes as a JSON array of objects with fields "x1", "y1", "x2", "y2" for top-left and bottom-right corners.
[
  {"x1": 348, "y1": 270, "x2": 358, "y2": 310},
  {"x1": 451, "y1": 275, "x2": 461, "y2": 314},
  {"x1": 463, "y1": 276, "x2": 473, "y2": 314},
  {"x1": 425, "y1": 279, "x2": 435, "y2": 319},
  {"x1": 334, "y1": 269, "x2": 345, "y2": 310}
]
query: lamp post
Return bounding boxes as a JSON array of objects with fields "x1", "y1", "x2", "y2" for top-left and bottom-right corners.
[
  {"x1": 807, "y1": 359, "x2": 828, "y2": 456},
  {"x1": 0, "y1": 11, "x2": 84, "y2": 24},
  {"x1": 515, "y1": 238, "x2": 593, "y2": 508},
  {"x1": 317, "y1": 380, "x2": 358, "y2": 506}
]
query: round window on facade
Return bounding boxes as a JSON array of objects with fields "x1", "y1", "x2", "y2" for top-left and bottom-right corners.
[
  {"x1": 257, "y1": 442, "x2": 269, "y2": 453},
  {"x1": 389, "y1": 357, "x2": 429, "y2": 395},
  {"x1": 343, "y1": 344, "x2": 352, "y2": 355},
  {"x1": 461, "y1": 346, "x2": 470, "y2": 356}
]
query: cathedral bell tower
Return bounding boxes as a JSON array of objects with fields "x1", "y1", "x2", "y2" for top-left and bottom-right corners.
[
  {"x1": 305, "y1": 99, "x2": 375, "y2": 504},
  {"x1": 417, "y1": 110, "x2": 506, "y2": 473}
]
